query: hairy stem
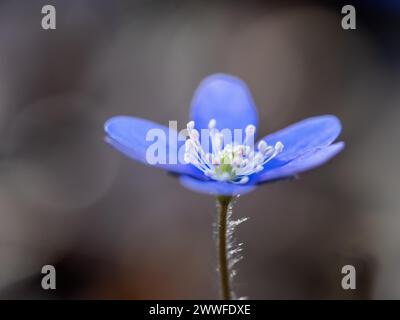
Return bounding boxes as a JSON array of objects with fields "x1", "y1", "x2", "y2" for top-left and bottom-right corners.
[{"x1": 217, "y1": 195, "x2": 232, "y2": 300}]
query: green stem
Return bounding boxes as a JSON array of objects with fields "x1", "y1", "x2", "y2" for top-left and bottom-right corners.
[{"x1": 217, "y1": 195, "x2": 232, "y2": 300}]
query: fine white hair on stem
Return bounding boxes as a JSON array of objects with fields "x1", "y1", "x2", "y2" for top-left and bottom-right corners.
[{"x1": 214, "y1": 196, "x2": 248, "y2": 300}]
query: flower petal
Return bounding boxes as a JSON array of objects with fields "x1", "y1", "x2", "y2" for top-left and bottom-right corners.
[
  {"x1": 190, "y1": 74, "x2": 259, "y2": 134},
  {"x1": 261, "y1": 115, "x2": 342, "y2": 164},
  {"x1": 105, "y1": 116, "x2": 204, "y2": 178},
  {"x1": 180, "y1": 175, "x2": 256, "y2": 196},
  {"x1": 256, "y1": 142, "x2": 345, "y2": 183}
]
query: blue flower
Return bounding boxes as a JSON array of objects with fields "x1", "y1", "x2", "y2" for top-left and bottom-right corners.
[{"x1": 105, "y1": 73, "x2": 344, "y2": 196}]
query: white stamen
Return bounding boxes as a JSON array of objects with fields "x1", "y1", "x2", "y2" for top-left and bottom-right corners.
[
  {"x1": 244, "y1": 124, "x2": 256, "y2": 146},
  {"x1": 183, "y1": 153, "x2": 195, "y2": 164},
  {"x1": 253, "y1": 153, "x2": 264, "y2": 164},
  {"x1": 275, "y1": 141, "x2": 284, "y2": 153},
  {"x1": 263, "y1": 146, "x2": 274, "y2": 156},
  {"x1": 245, "y1": 124, "x2": 256, "y2": 137},
  {"x1": 185, "y1": 139, "x2": 196, "y2": 151},
  {"x1": 220, "y1": 172, "x2": 231, "y2": 181},
  {"x1": 187, "y1": 121, "x2": 195, "y2": 130},
  {"x1": 236, "y1": 176, "x2": 249, "y2": 184},
  {"x1": 214, "y1": 133, "x2": 223, "y2": 151},
  {"x1": 232, "y1": 157, "x2": 242, "y2": 167},
  {"x1": 257, "y1": 140, "x2": 268, "y2": 153},
  {"x1": 184, "y1": 121, "x2": 284, "y2": 184},
  {"x1": 240, "y1": 159, "x2": 249, "y2": 168},
  {"x1": 189, "y1": 128, "x2": 199, "y2": 141},
  {"x1": 213, "y1": 155, "x2": 221, "y2": 165},
  {"x1": 208, "y1": 119, "x2": 216, "y2": 129}
]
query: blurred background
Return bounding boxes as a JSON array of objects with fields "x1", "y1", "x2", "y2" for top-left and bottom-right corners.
[{"x1": 0, "y1": 0, "x2": 399, "y2": 299}]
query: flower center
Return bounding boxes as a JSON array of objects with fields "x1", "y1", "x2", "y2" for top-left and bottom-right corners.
[{"x1": 184, "y1": 119, "x2": 284, "y2": 184}]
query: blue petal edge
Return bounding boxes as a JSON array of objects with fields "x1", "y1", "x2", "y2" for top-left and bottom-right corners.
[
  {"x1": 256, "y1": 141, "x2": 345, "y2": 183},
  {"x1": 190, "y1": 73, "x2": 259, "y2": 135},
  {"x1": 261, "y1": 115, "x2": 342, "y2": 166},
  {"x1": 180, "y1": 175, "x2": 257, "y2": 196},
  {"x1": 105, "y1": 116, "x2": 204, "y2": 179}
]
